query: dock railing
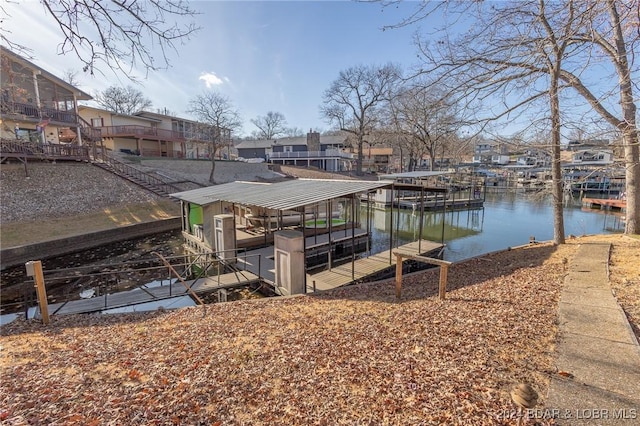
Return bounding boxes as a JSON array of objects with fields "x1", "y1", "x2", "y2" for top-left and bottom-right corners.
[
  {"x1": 393, "y1": 252, "x2": 452, "y2": 300},
  {"x1": 9, "y1": 249, "x2": 266, "y2": 321}
]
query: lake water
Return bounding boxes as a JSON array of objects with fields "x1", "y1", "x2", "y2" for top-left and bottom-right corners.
[{"x1": 363, "y1": 191, "x2": 623, "y2": 262}]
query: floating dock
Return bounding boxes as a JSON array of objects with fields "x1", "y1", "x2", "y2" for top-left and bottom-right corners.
[
  {"x1": 393, "y1": 198, "x2": 484, "y2": 211},
  {"x1": 582, "y1": 197, "x2": 627, "y2": 212}
]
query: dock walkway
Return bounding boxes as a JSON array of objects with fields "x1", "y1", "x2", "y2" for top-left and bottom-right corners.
[
  {"x1": 47, "y1": 271, "x2": 260, "y2": 316},
  {"x1": 308, "y1": 239, "x2": 443, "y2": 291},
  {"x1": 582, "y1": 197, "x2": 627, "y2": 211}
]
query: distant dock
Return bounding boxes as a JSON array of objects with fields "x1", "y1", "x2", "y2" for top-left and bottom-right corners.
[{"x1": 582, "y1": 197, "x2": 627, "y2": 212}]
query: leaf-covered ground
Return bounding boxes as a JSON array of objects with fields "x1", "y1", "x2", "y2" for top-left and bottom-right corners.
[{"x1": 0, "y1": 243, "x2": 577, "y2": 425}]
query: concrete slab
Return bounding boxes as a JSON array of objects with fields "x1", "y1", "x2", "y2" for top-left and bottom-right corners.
[{"x1": 546, "y1": 243, "x2": 640, "y2": 425}]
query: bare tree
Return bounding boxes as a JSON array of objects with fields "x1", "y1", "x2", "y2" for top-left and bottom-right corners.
[
  {"x1": 285, "y1": 126, "x2": 305, "y2": 137},
  {"x1": 0, "y1": 0, "x2": 199, "y2": 78},
  {"x1": 94, "y1": 86, "x2": 153, "y2": 115},
  {"x1": 250, "y1": 111, "x2": 288, "y2": 139},
  {"x1": 187, "y1": 92, "x2": 242, "y2": 184},
  {"x1": 391, "y1": 82, "x2": 461, "y2": 171},
  {"x1": 320, "y1": 63, "x2": 401, "y2": 175},
  {"x1": 385, "y1": 0, "x2": 639, "y2": 235},
  {"x1": 62, "y1": 69, "x2": 80, "y2": 87}
]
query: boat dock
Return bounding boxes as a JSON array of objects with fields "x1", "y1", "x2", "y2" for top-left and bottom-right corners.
[
  {"x1": 46, "y1": 271, "x2": 260, "y2": 316},
  {"x1": 308, "y1": 239, "x2": 443, "y2": 291},
  {"x1": 393, "y1": 198, "x2": 484, "y2": 211},
  {"x1": 238, "y1": 228, "x2": 370, "y2": 284},
  {"x1": 582, "y1": 197, "x2": 627, "y2": 212}
]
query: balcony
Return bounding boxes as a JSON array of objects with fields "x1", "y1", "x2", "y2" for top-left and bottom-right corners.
[
  {"x1": 97, "y1": 125, "x2": 222, "y2": 144},
  {"x1": 0, "y1": 100, "x2": 79, "y2": 125},
  {"x1": 0, "y1": 139, "x2": 90, "y2": 161}
]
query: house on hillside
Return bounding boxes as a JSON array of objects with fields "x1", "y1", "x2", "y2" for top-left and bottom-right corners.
[
  {"x1": 472, "y1": 141, "x2": 510, "y2": 165},
  {"x1": 566, "y1": 138, "x2": 609, "y2": 151},
  {"x1": 236, "y1": 131, "x2": 354, "y2": 171},
  {"x1": 348, "y1": 144, "x2": 394, "y2": 173},
  {"x1": 570, "y1": 149, "x2": 614, "y2": 165},
  {"x1": 0, "y1": 48, "x2": 95, "y2": 145},
  {"x1": 78, "y1": 107, "x2": 231, "y2": 158},
  {"x1": 516, "y1": 148, "x2": 551, "y2": 167}
]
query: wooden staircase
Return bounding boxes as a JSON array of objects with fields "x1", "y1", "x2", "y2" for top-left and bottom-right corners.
[{"x1": 93, "y1": 155, "x2": 184, "y2": 198}]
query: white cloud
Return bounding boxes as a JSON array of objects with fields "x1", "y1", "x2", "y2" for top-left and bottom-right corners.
[{"x1": 199, "y1": 72, "x2": 225, "y2": 88}]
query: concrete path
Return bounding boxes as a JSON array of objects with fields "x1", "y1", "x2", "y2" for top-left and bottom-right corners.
[{"x1": 546, "y1": 243, "x2": 640, "y2": 424}]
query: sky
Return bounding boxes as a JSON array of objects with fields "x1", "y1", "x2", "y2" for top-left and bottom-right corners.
[{"x1": 2, "y1": 0, "x2": 436, "y2": 137}]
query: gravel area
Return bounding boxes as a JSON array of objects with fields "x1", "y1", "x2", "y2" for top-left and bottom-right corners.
[
  {"x1": 0, "y1": 159, "x2": 372, "y2": 226},
  {"x1": 0, "y1": 163, "x2": 163, "y2": 224},
  {"x1": 136, "y1": 159, "x2": 284, "y2": 186}
]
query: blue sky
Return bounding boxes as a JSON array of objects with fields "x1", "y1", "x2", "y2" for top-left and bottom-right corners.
[{"x1": 4, "y1": 0, "x2": 433, "y2": 137}]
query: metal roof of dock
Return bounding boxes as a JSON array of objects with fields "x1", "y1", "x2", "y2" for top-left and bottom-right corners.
[
  {"x1": 170, "y1": 179, "x2": 393, "y2": 210},
  {"x1": 378, "y1": 171, "x2": 452, "y2": 180}
]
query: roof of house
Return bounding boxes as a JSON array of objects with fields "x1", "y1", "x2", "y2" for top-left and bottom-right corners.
[
  {"x1": 235, "y1": 139, "x2": 277, "y2": 149},
  {"x1": 170, "y1": 179, "x2": 393, "y2": 210},
  {"x1": 78, "y1": 106, "x2": 161, "y2": 123},
  {"x1": 379, "y1": 171, "x2": 453, "y2": 180},
  {"x1": 135, "y1": 110, "x2": 202, "y2": 125},
  {"x1": 1, "y1": 48, "x2": 93, "y2": 100}
]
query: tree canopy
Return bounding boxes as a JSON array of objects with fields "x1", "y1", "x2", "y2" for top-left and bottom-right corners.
[{"x1": 94, "y1": 86, "x2": 153, "y2": 115}]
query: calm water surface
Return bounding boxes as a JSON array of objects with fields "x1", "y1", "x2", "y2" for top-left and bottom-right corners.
[{"x1": 363, "y1": 192, "x2": 623, "y2": 262}]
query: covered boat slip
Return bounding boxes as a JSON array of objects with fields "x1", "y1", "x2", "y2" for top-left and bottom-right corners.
[
  {"x1": 375, "y1": 170, "x2": 485, "y2": 210},
  {"x1": 170, "y1": 178, "x2": 447, "y2": 294}
]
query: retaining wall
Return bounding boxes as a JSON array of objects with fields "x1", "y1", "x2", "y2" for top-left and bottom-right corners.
[{"x1": 0, "y1": 218, "x2": 181, "y2": 270}]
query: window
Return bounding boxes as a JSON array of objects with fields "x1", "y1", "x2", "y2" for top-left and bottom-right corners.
[{"x1": 91, "y1": 117, "x2": 104, "y2": 127}]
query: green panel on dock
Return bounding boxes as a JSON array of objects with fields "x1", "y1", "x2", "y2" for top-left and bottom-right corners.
[{"x1": 188, "y1": 204, "x2": 203, "y2": 232}]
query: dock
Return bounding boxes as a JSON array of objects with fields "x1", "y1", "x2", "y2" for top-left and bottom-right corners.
[
  {"x1": 393, "y1": 198, "x2": 484, "y2": 211},
  {"x1": 239, "y1": 228, "x2": 369, "y2": 284},
  {"x1": 308, "y1": 239, "x2": 443, "y2": 291},
  {"x1": 582, "y1": 197, "x2": 627, "y2": 211},
  {"x1": 47, "y1": 271, "x2": 260, "y2": 316}
]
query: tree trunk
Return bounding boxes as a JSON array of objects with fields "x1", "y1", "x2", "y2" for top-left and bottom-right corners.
[
  {"x1": 356, "y1": 137, "x2": 364, "y2": 176},
  {"x1": 550, "y1": 72, "x2": 565, "y2": 244},
  {"x1": 608, "y1": 0, "x2": 639, "y2": 234},
  {"x1": 209, "y1": 155, "x2": 216, "y2": 185},
  {"x1": 622, "y1": 126, "x2": 639, "y2": 234}
]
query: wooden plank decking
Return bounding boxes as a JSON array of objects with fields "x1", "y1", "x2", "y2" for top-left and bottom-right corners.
[
  {"x1": 48, "y1": 271, "x2": 260, "y2": 316},
  {"x1": 582, "y1": 197, "x2": 627, "y2": 211},
  {"x1": 308, "y1": 239, "x2": 443, "y2": 291}
]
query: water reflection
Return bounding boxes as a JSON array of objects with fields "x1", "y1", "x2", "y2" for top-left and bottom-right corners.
[{"x1": 362, "y1": 192, "x2": 621, "y2": 262}]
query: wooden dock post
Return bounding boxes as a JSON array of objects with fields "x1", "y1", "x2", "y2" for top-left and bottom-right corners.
[
  {"x1": 438, "y1": 264, "x2": 449, "y2": 300},
  {"x1": 395, "y1": 253, "x2": 403, "y2": 299},
  {"x1": 25, "y1": 260, "x2": 49, "y2": 324},
  {"x1": 393, "y1": 252, "x2": 452, "y2": 301}
]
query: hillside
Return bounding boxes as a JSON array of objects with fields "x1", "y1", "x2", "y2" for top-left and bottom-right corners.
[{"x1": 2, "y1": 235, "x2": 638, "y2": 425}]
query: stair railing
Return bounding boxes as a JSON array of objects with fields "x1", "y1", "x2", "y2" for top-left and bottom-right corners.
[{"x1": 100, "y1": 153, "x2": 183, "y2": 195}]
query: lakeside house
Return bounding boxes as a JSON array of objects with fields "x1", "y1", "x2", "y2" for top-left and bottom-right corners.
[
  {"x1": 236, "y1": 131, "x2": 354, "y2": 171},
  {"x1": 569, "y1": 149, "x2": 615, "y2": 165},
  {"x1": 472, "y1": 141, "x2": 510, "y2": 165},
  {"x1": 348, "y1": 143, "x2": 394, "y2": 173},
  {"x1": 78, "y1": 106, "x2": 231, "y2": 159},
  {"x1": 0, "y1": 48, "x2": 95, "y2": 145}
]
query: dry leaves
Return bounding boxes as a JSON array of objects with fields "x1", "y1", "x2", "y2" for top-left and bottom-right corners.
[{"x1": 0, "y1": 243, "x2": 577, "y2": 425}]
